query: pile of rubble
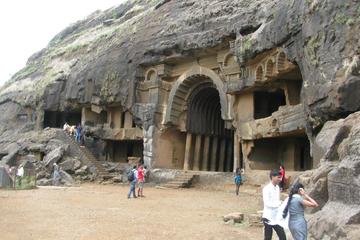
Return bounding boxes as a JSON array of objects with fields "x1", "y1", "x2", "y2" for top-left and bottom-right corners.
[{"x1": 0, "y1": 128, "x2": 97, "y2": 187}]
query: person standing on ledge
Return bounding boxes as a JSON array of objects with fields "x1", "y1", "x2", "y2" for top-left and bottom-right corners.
[{"x1": 262, "y1": 169, "x2": 287, "y2": 240}]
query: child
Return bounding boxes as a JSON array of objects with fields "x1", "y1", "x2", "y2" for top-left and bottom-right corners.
[
  {"x1": 234, "y1": 168, "x2": 242, "y2": 195},
  {"x1": 137, "y1": 164, "x2": 145, "y2": 197}
]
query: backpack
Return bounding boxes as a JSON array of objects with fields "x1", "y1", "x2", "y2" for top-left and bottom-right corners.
[{"x1": 127, "y1": 170, "x2": 135, "y2": 182}]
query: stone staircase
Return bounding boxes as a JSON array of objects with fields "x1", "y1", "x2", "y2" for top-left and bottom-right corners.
[
  {"x1": 58, "y1": 130, "x2": 112, "y2": 180},
  {"x1": 162, "y1": 172, "x2": 199, "y2": 188}
]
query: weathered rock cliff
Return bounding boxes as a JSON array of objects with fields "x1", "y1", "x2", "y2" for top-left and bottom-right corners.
[
  {"x1": 1, "y1": 0, "x2": 358, "y2": 129},
  {"x1": 0, "y1": 0, "x2": 360, "y2": 238}
]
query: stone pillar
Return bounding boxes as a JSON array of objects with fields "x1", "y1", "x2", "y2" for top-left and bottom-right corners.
[
  {"x1": 183, "y1": 132, "x2": 193, "y2": 170},
  {"x1": 202, "y1": 135, "x2": 211, "y2": 171},
  {"x1": 225, "y1": 138, "x2": 233, "y2": 172},
  {"x1": 210, "y1": 136, "x2": 218, "y2": 171},
  {"x1": 143, "y1": 125, "x2": 155, "y2": 168},
  {"x1": 242, "y1": 140, "x2": 254, "y2": 171},
  {"x1": 193, "y1": 134, "x2": 202, "y2": 171},
  {"x1": 218, "y1": 138, "x2": 226, "y2": 172},
  {"x1": 81, "y1": 107, "x2": 86, "y2": 126},
  {"x1": 284, "y1": 140, "x2": 296, "y2": 171},
  {"x1": 233, "y1": 133, "x2": 240, "y2": 172}
]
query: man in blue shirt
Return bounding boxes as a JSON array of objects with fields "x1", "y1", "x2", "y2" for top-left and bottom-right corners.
[{"x1": 127, "y1": 166, "x2": 138, "y2": 199}]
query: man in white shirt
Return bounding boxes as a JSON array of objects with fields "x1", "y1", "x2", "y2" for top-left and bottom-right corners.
[
  {"x1": 16, "y1": 166, "x2": 24, "y2": 187},
  {"x1": 262, "y1": 170, "x2": 286, "y2": 240}
]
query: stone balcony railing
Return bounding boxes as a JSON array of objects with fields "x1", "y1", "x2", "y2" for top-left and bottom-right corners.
[
  {"x1": 88, "y1": 125, "x2": 143, "y2": 141},
  {"x1": 238, "y1": 104, "x2": 306, "y2": 140}
]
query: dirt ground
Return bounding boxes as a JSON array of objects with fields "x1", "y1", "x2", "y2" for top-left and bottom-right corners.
[{"x1": 0, "y1": 183, "x2": 264, "y2": 240}]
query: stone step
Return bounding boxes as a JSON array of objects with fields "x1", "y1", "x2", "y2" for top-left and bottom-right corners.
[
  {"x1": 161, "y1": 172, "x2": 198, "y2": 189},
  {"x1": 173, "y1": 177, "x2": 193, "y2": 181},
  {"x1": 162, "y1": 183, "x2": 187, "y2": 188},
  {"x1": 59, "y1": 130, "x2": 111, "y2": 180}
]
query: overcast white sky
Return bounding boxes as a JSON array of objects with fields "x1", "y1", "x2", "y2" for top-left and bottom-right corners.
[{"x1": 0, "y1": 0, "x2": 125, "y2": 86}]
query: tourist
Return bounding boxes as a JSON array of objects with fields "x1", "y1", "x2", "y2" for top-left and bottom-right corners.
[
  {"x1": 52, "y1": 163, "x2": 61, "y2": 186},
  {"x1": 262, "y1": 169, "x2": 287, "y2": 240},
  {"x1": 75, "y1": 124, "x2": 82, "y2": 143},
  {"x1": 63, "y1": 122, "x2": 69, "y2": 132},
  {"x1": 282, "y1": 183, "x2": 318, "y2": 240},
  {"x1": 137, "y1": 164, "x2": 145, "y2": 197},
  {"x1": 127, "y1": 166, "x2": 138, "y2": 199},
  {"x1": 16, "y1": 165, "x2": 24, "y2": 188},
  {"x1": 234, "y1": 167, "x2": 242, "y2": 195},
  {"x1": 279, "y1": 165, "x2": 286, "y2": 192}
]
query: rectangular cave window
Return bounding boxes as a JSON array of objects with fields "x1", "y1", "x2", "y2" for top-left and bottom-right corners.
[
  {"x1": 106, "y1": 140, "x2": 143, "y2": 162},
  {"x1": 99, "y1": 111, "x2": 108, "y2": 124},
  {"x1": 248, "y1": 136, "x2": 312, "y2": 171},
  {"x1": 44, "y1": 111, "x2": 81, "y2": 128},
  {"x1": 254, "y1": 89, "x2": 286, "y2": 119}
]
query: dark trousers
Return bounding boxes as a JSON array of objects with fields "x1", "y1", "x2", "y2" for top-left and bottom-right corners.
[
  {"x1": 235, "y1": 184, "x2": 240, "y2": 195},
  {"x1": 263, "y1": 218, "x2": 286, "y2": 240}
]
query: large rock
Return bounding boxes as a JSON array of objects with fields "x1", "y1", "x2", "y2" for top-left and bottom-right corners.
[
  {"x1": 45, "y1": 139, "x2": 69, "y2": 153},
  {"x1": 309, "y1": 202, "x2": 360, "y2": 240},
  {"x1": 306, "y1": 113, "x2": 360, "y2": 239},
  {"x1": 312, "y1": 112, "x2": 360, "y2": 166},
  {"x1": 59, "y1": 157, "x2": 81, "y2": 172},
  {"x1": 37, "y1": 178, "x2": 52, "y2": 186},
  {"x1": 223, "y1": 212, "x2": 244, "y2": 223},
  {"x1": 0, "y1": 143, "x2": 21, "y2": 165},
  {"x1": 59, "y1": 170, "x2": 74, "y2": 186},
  {"x1": 75, "y1": 165, "x2": 89, "y2": 176},
  {"x1": 43, "y1": 147, "x2": 65, "y2": 170}
]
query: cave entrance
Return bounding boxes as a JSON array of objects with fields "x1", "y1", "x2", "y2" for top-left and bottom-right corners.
[
  {"x1": 44, "y1": 111, "x2": 81, "y2": 128},
  {"x1": 105, "y1": 140, "x2": 143, "y2": 163},
  {"x1": 248, "y1": 136, "x2": 312, "y2": 171},
  {"x1": 254, "y1": 89, "x2": 286, "y2": 119},
  {"x1": 183, "y1": 83, "x2": 234, "y2": 172},
  {"x1": 279, "y1": 66, "x2": 303, "y2": 106}
]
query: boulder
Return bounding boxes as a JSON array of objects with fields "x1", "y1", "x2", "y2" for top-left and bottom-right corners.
[
  {"x1": 73, "y1": 158, "x2": 82, "y2": 170},
  {"x1": 1, "y1": 151, "x2": 18, "y2": 166},
  {"x1": 75, "y1": 165, "x2": 88, "y2": 176},
  {"x1": 309, "y1": 202, "x2": 360, "y2": 240},
  {"x1": 37, "y1": 178, "x2": 52, "y2": 186},
  {"x1": 45, "y1": 139, "x2": 69, "y2": 153},
  {"x1": 36, "y1": 170, "x2": 47, "y2": 180},
  {"x1": 306, "y1": 114, "x2": 360, "y2": 239},
  {"x1": 59, "y1": 157, "x2": 76, "y2": 172},
  {"x1": 43, "y1": 147, "x2": 65, "y2": 170},
  {"x1": 223, "y1": 212, "x2": 244, "y2": 223},
  {"x1": 27, "y1": 143, "x2": 46, "y2": 153},
  {"x1": 312, "y1": 112, "x2": 360, "y2": 166},
  {"x1": 113, "y1": 175, "x2": 123, "y2": 183},
  {"x1": 59, "y1": 170, "x2": 74, "y2": 186},
  {"x1": 0, "y1": 143, "x2": 21, "y2": 165}
]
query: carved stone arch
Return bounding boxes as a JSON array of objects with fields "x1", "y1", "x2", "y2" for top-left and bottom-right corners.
[
  {"x1": 276, "y1": 51, "x2": 287, "y2": 72},
  {"x1": 255, "y1": 65, "x2": 264, "y2": 81},
  {"x1": 145, "y1": 68, "x2": 158, "y2": 81},
  {"x1": 164, "y1": 66, "x2": 230, "y2": 126},
  {"x1": 223, "y1": 52, "x2": 236, "y2": 67},
  {"x1": 265, "y1": 58, "x2": 275, "y2": 77}
]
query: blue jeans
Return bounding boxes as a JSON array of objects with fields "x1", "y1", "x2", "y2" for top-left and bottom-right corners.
[{"x1": 128, "y1": 180, "x2": 137, "y2": 198}]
